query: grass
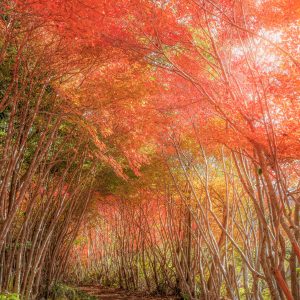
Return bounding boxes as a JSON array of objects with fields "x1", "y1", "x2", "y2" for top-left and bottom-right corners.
[{"x1": 50, "y1": 283, "x2": 97, "y2": 300}]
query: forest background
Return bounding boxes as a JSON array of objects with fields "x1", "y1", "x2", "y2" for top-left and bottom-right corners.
[{"x1": 0, "y1": 0, "x2": 299, "y2": 299}]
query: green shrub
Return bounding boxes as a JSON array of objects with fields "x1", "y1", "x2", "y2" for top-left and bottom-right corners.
[
  {"x1": 0, "y1": 293, "x2": 20, "y2": 300},
  {"x1": 50, "y1": 283, "x2": 96, "y2": 300}
]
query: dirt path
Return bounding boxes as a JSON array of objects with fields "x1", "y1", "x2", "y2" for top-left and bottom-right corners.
[{"x1": 78, "y1": 286, "x2": 178, "y2": 300}]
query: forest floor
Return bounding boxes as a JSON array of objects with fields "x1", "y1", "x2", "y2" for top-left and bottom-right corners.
[{"x1": 78, "y1": 286, "x2": 179, "y2": 300}]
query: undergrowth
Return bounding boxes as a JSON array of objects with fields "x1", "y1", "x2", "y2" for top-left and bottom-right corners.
[{"x1": 49, "y1": 284, "x2": 96, "y2": 300}]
